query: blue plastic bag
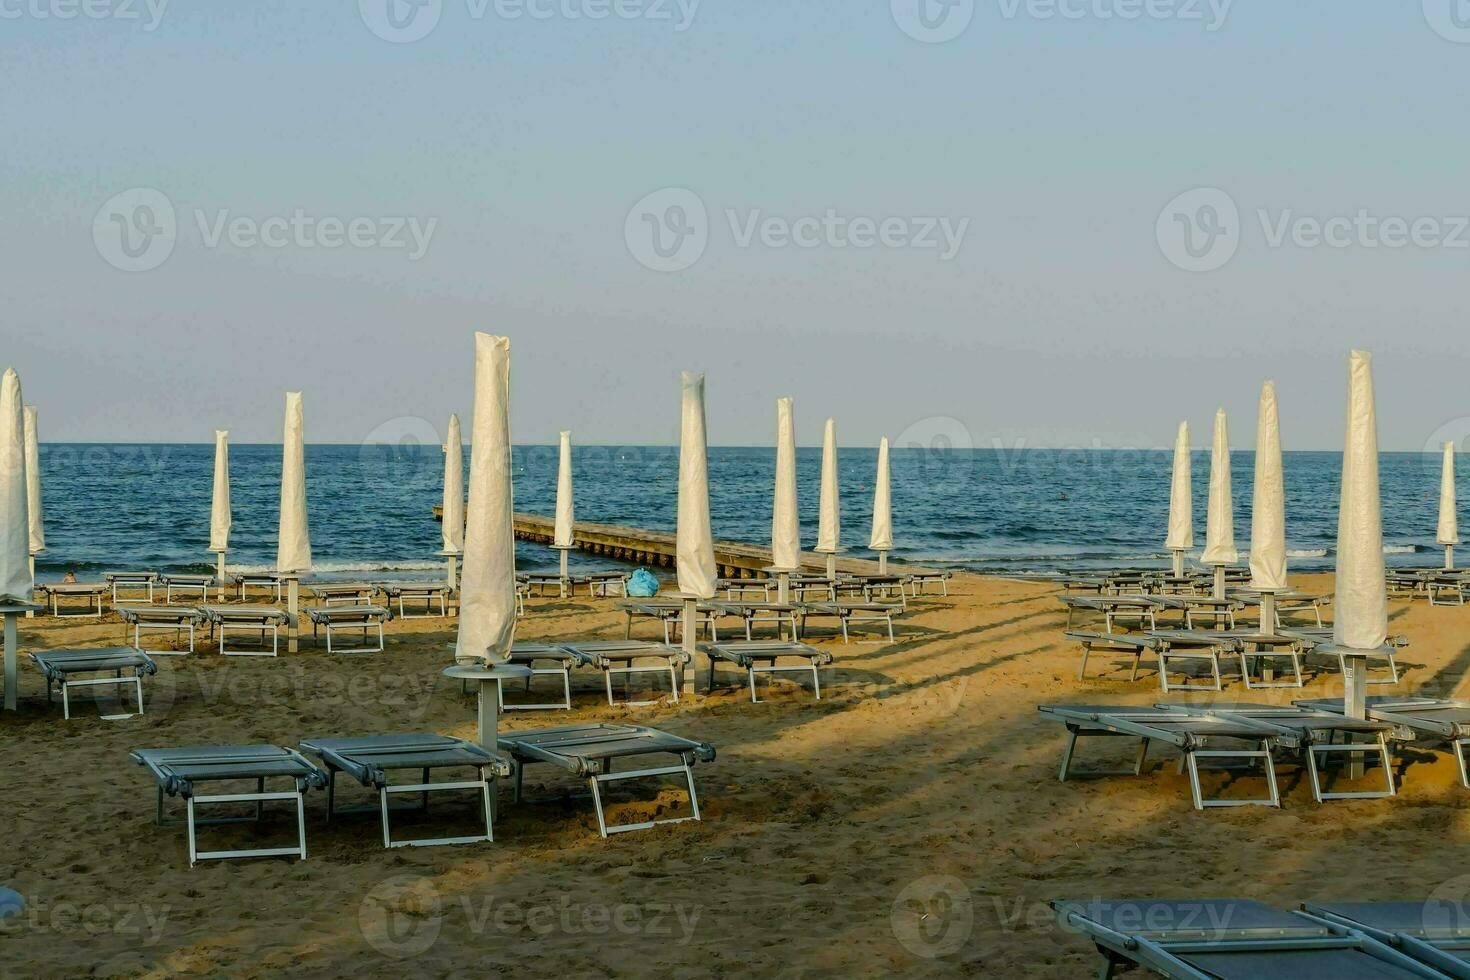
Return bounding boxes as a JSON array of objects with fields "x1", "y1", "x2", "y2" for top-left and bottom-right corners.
[{"x1": 626, "y1": 568, "x2": 659, "y2": 597}]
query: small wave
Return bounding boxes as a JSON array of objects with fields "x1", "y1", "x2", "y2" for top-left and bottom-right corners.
[
  {"x1": 227, "y1": 560, "x2": 444, "y2": 575},
  {"x1": 1383, "y1": 545, "x2": 1421, "y2": 555},
  {"x1": 1287, "y1": 548, "x2": 1328, "y2": 558}
]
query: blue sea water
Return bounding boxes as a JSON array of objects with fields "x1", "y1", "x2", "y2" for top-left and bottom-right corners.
[{"x1": 27, "y1": 444, "x2": 1460, "y2": 583}]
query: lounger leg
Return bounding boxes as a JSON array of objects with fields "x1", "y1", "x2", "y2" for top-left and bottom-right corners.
[
  {"x1": 811, "y1": 662, "x2": 821, "y2": 700},
  {"x1": 187, "y1": 797, "x2": 200, "y2": 866},
  {"x1": 296, "y1": 793, "x2": 308, "y2": 860},
  {"x1": 1078, "y1": 644, "x2": 1090, "y2": 681},
  {"x1": 604, "y1": 671, "x2": 614, "y2": 707},
  {"x1": 1135, "y1": 739, "x2": 1149, "y2": 775},
  {"x1": 748, "y1": 669, "x2": 757, "y2": 703},
  {"x1": 1185, "y1": 753, "x2": 1205, "y2": 810},
  {"x1": 589, "y1": 776, "x2": 610, "y2": 838},
  {"x1": 1059, "y1": 730, "x2": 1078, "y2": 781}
]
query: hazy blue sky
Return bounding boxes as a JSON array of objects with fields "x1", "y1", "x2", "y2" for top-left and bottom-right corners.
[{"x1": 4, "y1": 1, "x2": 1469, "y2": 452}]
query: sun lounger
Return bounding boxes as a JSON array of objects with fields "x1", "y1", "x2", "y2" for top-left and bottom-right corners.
[
  {"x1": 705, "y1": 600, "x2": 800, "y2": 640},
  {"x1": 1388, "y1": 569, "x2": 1434, "y2": 599},
  {"x1": 1134, "y1": 630, "x2": 1239, "y2": 692},
  {"x1": 837, "y1": 574, "x2": 910, "y2": 606},
  {"x1": 1300, "y1": 902, "x2": 1470, "y2": 978},
  {"x1": 233, "y1": 571, "x2": 287, "y2": 601},
  {"x1": 1040, "y1": 704, "x2": 1284, "y2": 809},
  {"x1": 159, "y1": 573, "x2": 214, "y2": 603},
  {"x1": 306, "y1": 582, "x2": 377, "y2": 605},
  {"x1": 798, "y1": 600, "x2": 900, "y2": 643},
  {"x1": 909, "y1": 571, "x2": 953, "y2": 596},
  {"x1": 720, "y1": 577, "x2": 773, "y2": 601},
  {"x1": 37, "y1": 582, "x2": 107, "y2": 618},
  {"x1": 1060, "y1": 594, "x2": 1162, "y2": 633},
  {"x1": 202, "y1": 604, "x2": 291, "y2": 657},
  {"x1": 581, "y1": 571, "x2": 631, "y2": 597},
  {"x1": 516, "y1": 580, "x2": 528, "y2": 617},
  {"x1": 1157, "y1": 702, "x2": 1397, "y2": 803},
  {"x1": 1151, "y1": 594, "x2": 1244, "y2": 630},
  {"x1": 705, "y1": 640, "x2": 832, "y2": 702},
  {"x1": 116, "y1": 604, "x2": 206, "y2": 655},
  {"x1": 491, "y1": 642, "x2": 583, "y2": 710},
  {"x1": 561, "y1": 639, "x2": 690, "y2": 705},
  {"x1": 617, "y1": 599, "x2": 717, "y2": 643},
  {"x1": 376, "y1": 581, "x2": 451, "y2": 618},
  {"x1": 1280, "y1": 629, "x2": 1406, "y2": 684},
  {"x1": 1297, "y1": 695, "x2": 1470, "y2": 788},
  {"x1": 1427, "y1": 572, "x2": 1470, "y2": 607},
  {"x1": 498, "y1": 723, "x2": 715, "y2": 837},
  {"x1": 303, "y1": 604, "x2": 391, "y2": 654},
  {"x1": 299, "y1": 734, "x2": 511, "y2": 849},
  {"x1": 1153, "y1": 574, "x2": 1202, "y2": 595},
  {"x1": 130, "y1": 744, "x2": 327, "y2": 866},
  {"x1": 104, "y1": 571, "x2": 157, "y2": 605},
  {"x1": 31, "y1": 647, "x2": 156, "y2": 720},
  {"x1": 1065, "y1": 629, "x2": 1157, "y2": 681},
  {"x1": 1052, "y1": 898, "x2": 1447, "y2": 979},
  {"x1": 1202, "y1": 630, "x2": 1309, "y2": 689},
  {"x1": 520, "y1": 571, "x2": 572, "y2": 598}
]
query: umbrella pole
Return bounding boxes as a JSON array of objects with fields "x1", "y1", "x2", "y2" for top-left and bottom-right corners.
[
  {"x1": 215, "y1": 551, "x2": 227, "y2": 601},
  {"x1": 1447, "y1": 544, "x2": 1455, "y2": 572},
  {"x1": 3, "y1": 611, "x2": 16, "y2": 711},
  {"x1": 1171, "y1": 550, "x2": 1183, "y2": 579},
  {"x1": 1261, "y1": 591, "x2": 1276, "y2": 637},
  {"x1": 877, "y1": 551, "x2": 888, "y2": 574},
  {"x1": 476, "y1": 678, "x2": 501, "y2": 822},
  {"x1": 1213, "y1": 565, "x2": 1225, "y2": 601},
  {"x1": 560, "y1": 548, "x2": 568, "y2": 586},
  {"x1": 287, "y1": 577, "x2": 299, "y2": 654},
  {"x1": 680, "y1": 596, "x2": 707, "y2": 698},
  {"x1": 26, "y1": 556, "x2": 34, "y2": 619},
  {"x1": 825, "y1": 553, "x2": 836, "y2": 579},
  {"x1": 446, "y1": 554, "x2": 458, "y2": 592}
]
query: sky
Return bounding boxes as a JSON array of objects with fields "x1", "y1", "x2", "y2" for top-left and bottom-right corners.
[{"x1": 4, "y1": 1, "x2": 1470, "y2": 452}]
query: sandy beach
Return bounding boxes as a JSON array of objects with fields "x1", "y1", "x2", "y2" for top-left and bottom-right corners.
[{"x1": 0, "y1": 570, "x2": 1465, "y2": 977}]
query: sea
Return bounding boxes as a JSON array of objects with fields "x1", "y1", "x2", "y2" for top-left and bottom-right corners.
[{"x1": 27, "y1": 444, "x2": 1460, "y2": 583}]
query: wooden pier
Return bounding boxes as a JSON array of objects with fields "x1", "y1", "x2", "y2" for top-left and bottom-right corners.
[{"x1": 434, "y1": 507, "x2": 896, "y2": 578}]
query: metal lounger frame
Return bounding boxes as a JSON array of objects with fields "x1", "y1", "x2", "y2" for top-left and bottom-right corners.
[
  {"x1": 119, "y1": 606, "x2": 202, "y2": 656},
  {"x1": 107, "y1": 574, "x2": 156, "y2": 606},
  {"x1": 567, "y1": 641, "x2": 686, "y2": 706},
  {"x1": 706, "y1": 641, "x2": 831, "y2": 702},
  {"x1": 798, "y1": 602, "x2": 898, "y2": 643},
  {"x1": 1299, "y1": 695, "x2": 1470, "y2": 789},
  {"x1": 45, "y1": 586, "x2": 106, "y2": 619},
  {"x1": 33, "y1": 649, "x2": 155, "y2": 721},
  {"x1": 306, "y1": 606, "x2": 388, "y2": 654},
  {"x1": 1065, "y1": 630, "x2": 1153, "y2": 682},
  {"x1": 206, "y1": 607, "x2": 286, "y2": 657},
  {"x1": 381, "y1": 585, "x2": 449, "y2": 619},
  {"x1": 497, "y1": 645, "x2": 577, "y2": 710},
  {"x1": 1299, "y1": 903, "x2": 1470, "y2": 979}
]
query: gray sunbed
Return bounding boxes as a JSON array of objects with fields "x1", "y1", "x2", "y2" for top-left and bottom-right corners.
[
  {"x1": 908, "y1": 571, "x2": 952, "y2": 596},
  {"x1": 31, "y1": 647, "x2": 157, "y2": 720},
  {"x1": 202, "y1": 604, "x2": 290, "y2": 657},
  {"x1": 704, "y1": 600, "x2": 800, "y2": 641},
  {"x1": 375, "y1": 581, "x2": 452, "y2": 618},
  {"x1": 116, "y1": 604, "x2": 206, "y2": 655},
  {"x1": 705, "y1": 640, "x2": 832, "y2": 702},
  {"x1": 1059, "y1": 594, "x2": 1162, "y2": 633},
  {"x1": 37, "y1": 582, "x2": 108, "y2": 618},
  {"x1": 299, "y1": 733, "x2": 512, "y2": 849},
  {"x1": 580, "y1": 571, "x2": 631, "y2": 597},
  {"x1": 1298, "y1": 695, "x2": 1470, "y2": 788},
  {"x1": 561, "y1": 639, "x2": 690, "y2": 705},
  {"x1": 159, "y1": 573, "x2": 214, "y2": 603},
  {"x1": 1279, "y1": 629, "x2": 1408, "y2": 685},
  {"x1": 617, "y1": 599, "x2": 716, "y2": 644},
  {"x1": 495, "y1": 642, "x2": 583, "y2": 710},
  {"x1": 306, "y1": 582, "x2": 378, "y2": 605},
  {"x1": 797, "y1": 600, "x2": 900, "y2": 643},
  {"x1": 1053, "y1": 898, "x2": 1447, "y2": 979},
  {"x1": 233, "y1": 571, "x2": 288, "y2": 601},
  {"x1": 130, "y1": 744, "x2": 328, "y2": 866},
  {"x1": 719, "y1": 577, "x2": 773, "y2": 601},
  {"x1": 1064, "y1": 629, "x2": 1158, "y2": 682},
  {"x1": 104, "y1": 571, "x2": 157, "y2": 604},
  {"x1": 1301, "y1": 902, "x2": 1470, "y2": 978},
  {"x1": 302, "y1": 604, "x2": 392, "y2": 654},
  {"x1": 498, "y1": 723, "x2": 715, "y2": 837}
]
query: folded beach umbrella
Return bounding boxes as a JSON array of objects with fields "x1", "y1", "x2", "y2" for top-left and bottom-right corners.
[
  {"x1": 869, "y1": 436, "x2": 893, "y2": 571},
  {"x1": 1200, "y1": 409, "x2": 1237, "y2": 595},
  {"x1": 1438, "y1": 440, "x2": 1459, "y2": 569},
  {"x1": 455, "y1": 334, "x2": 518, "y2": 665},
  {"x1": 22, "y1": 408, "x2": 42, "y2": 563},
  {"x1": 0, "y1": 370, "x2": 29, "y2": 604},
  {"x1": 276, "y1": 392, "x2": 312, "y2": 574},
  {"x1": 1163, "y1": 421, "x2": 1192, "y2": 575},
  {"x1": 1248, "y1": 382, "x2": 1288, "y2": 594},
  {"x1": 1335, "y1": 351, "x2": 1388, "y2": 654},
  {"x1": 676, "y1": 372, "x2": 718, "y2": 600},
  {"x1": 209, "y1": 430, "x2": 230, "y2": 597},
  {"x1": 772, "y1": 398, "x2": 800, "y2": 572},
  {"x1": 441, "y1": 414, "x2": 465, "y2": 556},
  {"x1": 816, "y1": 417, "x2": 841, "y2": 576}
]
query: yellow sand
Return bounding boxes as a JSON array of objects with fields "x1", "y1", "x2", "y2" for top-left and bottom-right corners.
[{"x1": 4, "y1": 571, "x2": 1470, "y2": 977}]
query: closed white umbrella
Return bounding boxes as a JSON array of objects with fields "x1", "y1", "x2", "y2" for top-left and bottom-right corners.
[
  {"x1": 1334, "y1": 350, "x2": 1388, "y2": 719},
  {"x1": 456, "y1": 333, "x2": 518, "y2": 665},
  {"x1": 552, "y1": 429, "x2": 575, "y2": 586},
  {"x1": 771, "y1": 398, "x2": 801, "y2": 592},
  {"x1": 1438, "y1": 441, "x2": 1459, "y2": 570},
  {"x1": 677, "y1": 372, "x2": 717, "y2": 695},
  {"x1": 815, "y1": 417, "x2": 842, "y2": 578},
  {"x1": 1164, "y1": 421, "x2": 1193, "y2": 577},
  {"x1": 1248, "y1": 383, "x2": 1289, "y2": 631},
  {"x1": 440, "y1": 413, "x2": 465, "y2": 590},
  {"x1": 869, "y1": 436, "x2": 893, "y2": 572},
  {"x1": 1200, "y1": 408, "x2": 1237, "y2": 597},
  {"x1": 209, "y1": 430, "x2": 230, "y2": 599},
  {"x1": 23, "y1": 407, "x2": 42, "y2": 608},
  {"x1": 277, "y1": 392, "x2": 311, "y2": 652},
  {"x1": 0, "y1": 369, "x2": 35, "y2": 710}
]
